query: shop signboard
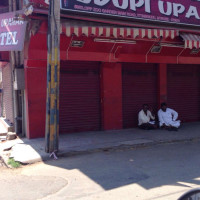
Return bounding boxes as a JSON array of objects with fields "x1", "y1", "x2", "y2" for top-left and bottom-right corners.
[
  {"x1": 0, "y1": 11, "x2": 27, "y2": 51},
  {"x1": 61, "y1": 0, "x2": 200, "y2": 27}
]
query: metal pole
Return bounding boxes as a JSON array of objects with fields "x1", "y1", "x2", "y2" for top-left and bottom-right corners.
[{"x1": 45, "y1": 0, "x2": 60, "y2": 153}]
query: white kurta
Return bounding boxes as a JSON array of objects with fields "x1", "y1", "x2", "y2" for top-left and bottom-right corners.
[
  {"x1": 138, "y1": 110, "x2": 155, "y2": 126},
  {"x1": 158, "y1": 108, "x2": 180, "y2": 128}
]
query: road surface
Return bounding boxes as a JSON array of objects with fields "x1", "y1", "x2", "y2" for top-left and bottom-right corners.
[{"x1": 1, "y1": 141, "x2": 200, "y2": 200}]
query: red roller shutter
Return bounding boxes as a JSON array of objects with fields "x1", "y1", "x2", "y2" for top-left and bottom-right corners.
[
  {"x1": 167, "y1": 65, "x2": 200, "y2": 122},
  {"x1": 122, "y1": 63, "x2": 158, "y2": 128},
  {"x1": 59, "y1": 61, "x2": 101, "y2": 134}
]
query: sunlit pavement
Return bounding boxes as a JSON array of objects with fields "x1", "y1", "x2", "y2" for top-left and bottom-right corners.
[
  {"x1": 1, "y1": 122, "x2": 200, "y2": 165},
  {"x1": 1, "y1": 141, "x2": 200, "y2": 200}
]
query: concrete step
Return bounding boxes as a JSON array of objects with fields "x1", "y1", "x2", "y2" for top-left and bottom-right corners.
[
  {"x1": 0, "y1": 118, "x2": 13, "y2": 135},
  {"x1": 0, "y1": 135, "x2": 7, "y2": 141},
  {"x1": 0, "y1": 123, "x2": 7, "y2": 136}
]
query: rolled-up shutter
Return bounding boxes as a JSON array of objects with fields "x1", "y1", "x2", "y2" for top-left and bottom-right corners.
[
  {"x1": 122, "y1": 63, "x2": 158, "y2": 128},
  {"x1": 59, "y1": 61, "x2": 101, "y2": 133},
  {"x1": 167, "y1": 64, "x2": 200, "y2": 122}
]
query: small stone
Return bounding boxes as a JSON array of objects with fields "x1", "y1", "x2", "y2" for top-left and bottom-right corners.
[{"x1": 7, "y1": 132, "x2": 17, "y2": 140}]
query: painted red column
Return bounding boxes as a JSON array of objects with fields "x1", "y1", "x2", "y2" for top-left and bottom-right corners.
[
  {"x1": 25, "y1": 60, "x2": 47, "y2": 139},
  {"x1": 158, "y1": 63, "x2": 167, "y2": 107},
  {"x1": 24, "y1": 23, "x2": 48, "y2": 139},
  {"x1": 101, "y1": 62, "x2": 123, "y2": 130}
]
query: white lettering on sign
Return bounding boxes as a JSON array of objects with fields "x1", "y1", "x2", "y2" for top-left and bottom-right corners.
[
  {"x1": 158, "y1": 1, "x2": 200, "y2": 19},
  {"x1": 173, "y1": 3, "x2": 185, "y2": 17},
  {"x1": 0, "y1": 32, "x2": 19, "y2": 46},
  {"x1": 77, "y1": 0, "x2": 92, "y2": 4},
  {"x1": 77, "y1": 0, "x2": 151, "y2": 12},
  {"x1": 95, "y1": 0, "x2": 110, "y2": 6},
  {"x1": 130, "y1": 0, "x2": 151, "y2": 13},
  {"x1": 6, "y1": 32, "x2": 12, "y2": 45},
  {"x1": 0, "y1": 33, "x2": 6, "y2": 45},
  {"x1": 1, "y1": 17, "x2": 24, "y2": 28},
  {"x1": 44, "y1": 0, "x2": 49, "y2": 4},
  {"x1": 0, "y1": 12, "x2": 27, "y2": 51},
  {"x1": 186, "y1": 6, "x2": 200, "y2": 19},
  {"x1": 11, "y1": 32, "x2": 18, "y2": 45},
  {"x1": 113, "y1": 0, "x2": 128, "y2": 9},
  {"x1": 75, "y1": 0, "x2": 200, "y2": 21},
  {"x1": 158, "y1": 1, "x2": 172, "y2": 16}
]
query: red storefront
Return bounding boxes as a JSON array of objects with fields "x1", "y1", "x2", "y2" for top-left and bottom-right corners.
[{"x1": 3, "y1": 0, "x2": 200, "y2": 138}]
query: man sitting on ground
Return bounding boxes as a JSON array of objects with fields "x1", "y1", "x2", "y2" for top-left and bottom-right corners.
[
  {"x1": 138, "y1": 104, "x2": 157, "y2": 130},
  {"x1": 158, "y1": 102, "x2": 181, "y2": 131}
]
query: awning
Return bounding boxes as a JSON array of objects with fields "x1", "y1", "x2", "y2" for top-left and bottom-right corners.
[
  {"x1": 180, "y1": 33, "x2": 200, "y2": 49},
  {"x1": 62, "y1": 24, "x2": 179, "y2": 40}
]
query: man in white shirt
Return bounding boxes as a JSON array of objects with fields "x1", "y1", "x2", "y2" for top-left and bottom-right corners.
[
  {"x1": 138, "y1": 104, "x2": 157, "y2": 130},
  {"x1": 158, "y1": 102, "x2": 181, "y2": 131}
]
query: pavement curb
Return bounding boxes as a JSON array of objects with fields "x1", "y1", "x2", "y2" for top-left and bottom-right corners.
[
  {"x1": 55, "y1": 137, "x2": 200, "y2": 159},
  {"x1": 1, "y1": 137, "x2": 200, "y2": 165}
]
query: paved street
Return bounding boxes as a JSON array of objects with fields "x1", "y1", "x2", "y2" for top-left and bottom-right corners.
[{"x1": 1, "y1": 141, "x2": 200, "y2": 200}]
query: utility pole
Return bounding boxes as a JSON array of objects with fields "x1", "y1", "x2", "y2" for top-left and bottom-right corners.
[{"x1": 45, "y1": 0, "x2": 60, "y2": 153}]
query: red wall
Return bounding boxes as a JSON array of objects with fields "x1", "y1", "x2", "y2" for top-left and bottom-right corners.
[
  {"x1": 24, "y1": 21, "x2": 200, "y2": 138},
  {"x1": 0, "y1": 52, "x2": 9, "y2": 61},
  {"x1": 25, "y1": 60, "x2": 47, "y2": 139},
  {"x1": 24, "y1": 21, "x2": 47, "y2": 139},
  {"x1": 101, "y1": 62, "x2": 123, "y2": 130}
]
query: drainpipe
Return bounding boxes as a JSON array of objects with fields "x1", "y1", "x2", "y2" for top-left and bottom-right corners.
[
  {"x1": 9, "y1": 0, "x2": 26, "y2": 135},
  {"x1": 8, "y1": 0, "x2": 16, "y2": 132}
]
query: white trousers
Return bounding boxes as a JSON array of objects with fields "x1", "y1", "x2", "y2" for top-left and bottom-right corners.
[{"x1": 160, "y1": 120, "x2": 181, "y2": 128}]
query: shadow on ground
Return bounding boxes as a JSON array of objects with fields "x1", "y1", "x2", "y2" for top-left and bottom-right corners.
[
  {"x1": 2, "y1": 122, "x2": 200, "y2": 192},
  {"x1": 42, "y1": 125, "x2": 200, "y2": 191}
]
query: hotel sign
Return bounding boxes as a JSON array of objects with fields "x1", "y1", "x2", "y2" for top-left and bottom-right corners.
[
  {"x1": 0, "y1": 11, "x2": 27, "y2": 51},
  {"x1": 61, "y1": 0, "x2": 200, "y2": 27}
]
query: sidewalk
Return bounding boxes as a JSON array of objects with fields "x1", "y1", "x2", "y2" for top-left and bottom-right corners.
[{"x1": 1, "y1": 122, "x2": 200, "y2": 165}]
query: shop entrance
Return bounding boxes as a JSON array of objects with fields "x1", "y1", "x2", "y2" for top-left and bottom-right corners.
[
  {"x1": 59, "y1": 61, "x2": 101, "y2": 133},
  {"x1": 122, "y1": 63, "x2": 158, "y2": 128},
  {"x1": 167, "y1": 64, "x2": 200, "y2": 122}
]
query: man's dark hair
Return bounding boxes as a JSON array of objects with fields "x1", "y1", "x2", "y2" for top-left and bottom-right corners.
[
  {"x1": 143, "y1": 104, "x2": 149, "y2": 107},
  {"x1": 161, "y1": 102, "x2": 167, "y2": 107}
]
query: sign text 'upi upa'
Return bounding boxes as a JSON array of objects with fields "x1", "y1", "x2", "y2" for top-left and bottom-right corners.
[{"x1": 61, "y1": 0, "x2": 200, "y2": 26}]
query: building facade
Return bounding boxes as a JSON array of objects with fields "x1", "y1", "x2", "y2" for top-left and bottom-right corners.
[{"x1": 0, "y1": 0, "x2": 200, "y2": 138}]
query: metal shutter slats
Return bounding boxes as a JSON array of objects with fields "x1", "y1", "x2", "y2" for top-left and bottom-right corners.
[
  {"x1": 167, "y1": 65, "x2": 200, "y2": 122},
  {"x1": 59, "y1": 61, "x2": 101, "y2": 133},
  {"x1": 122, "y1": 63, "x2": 158, "y2": 128}
]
